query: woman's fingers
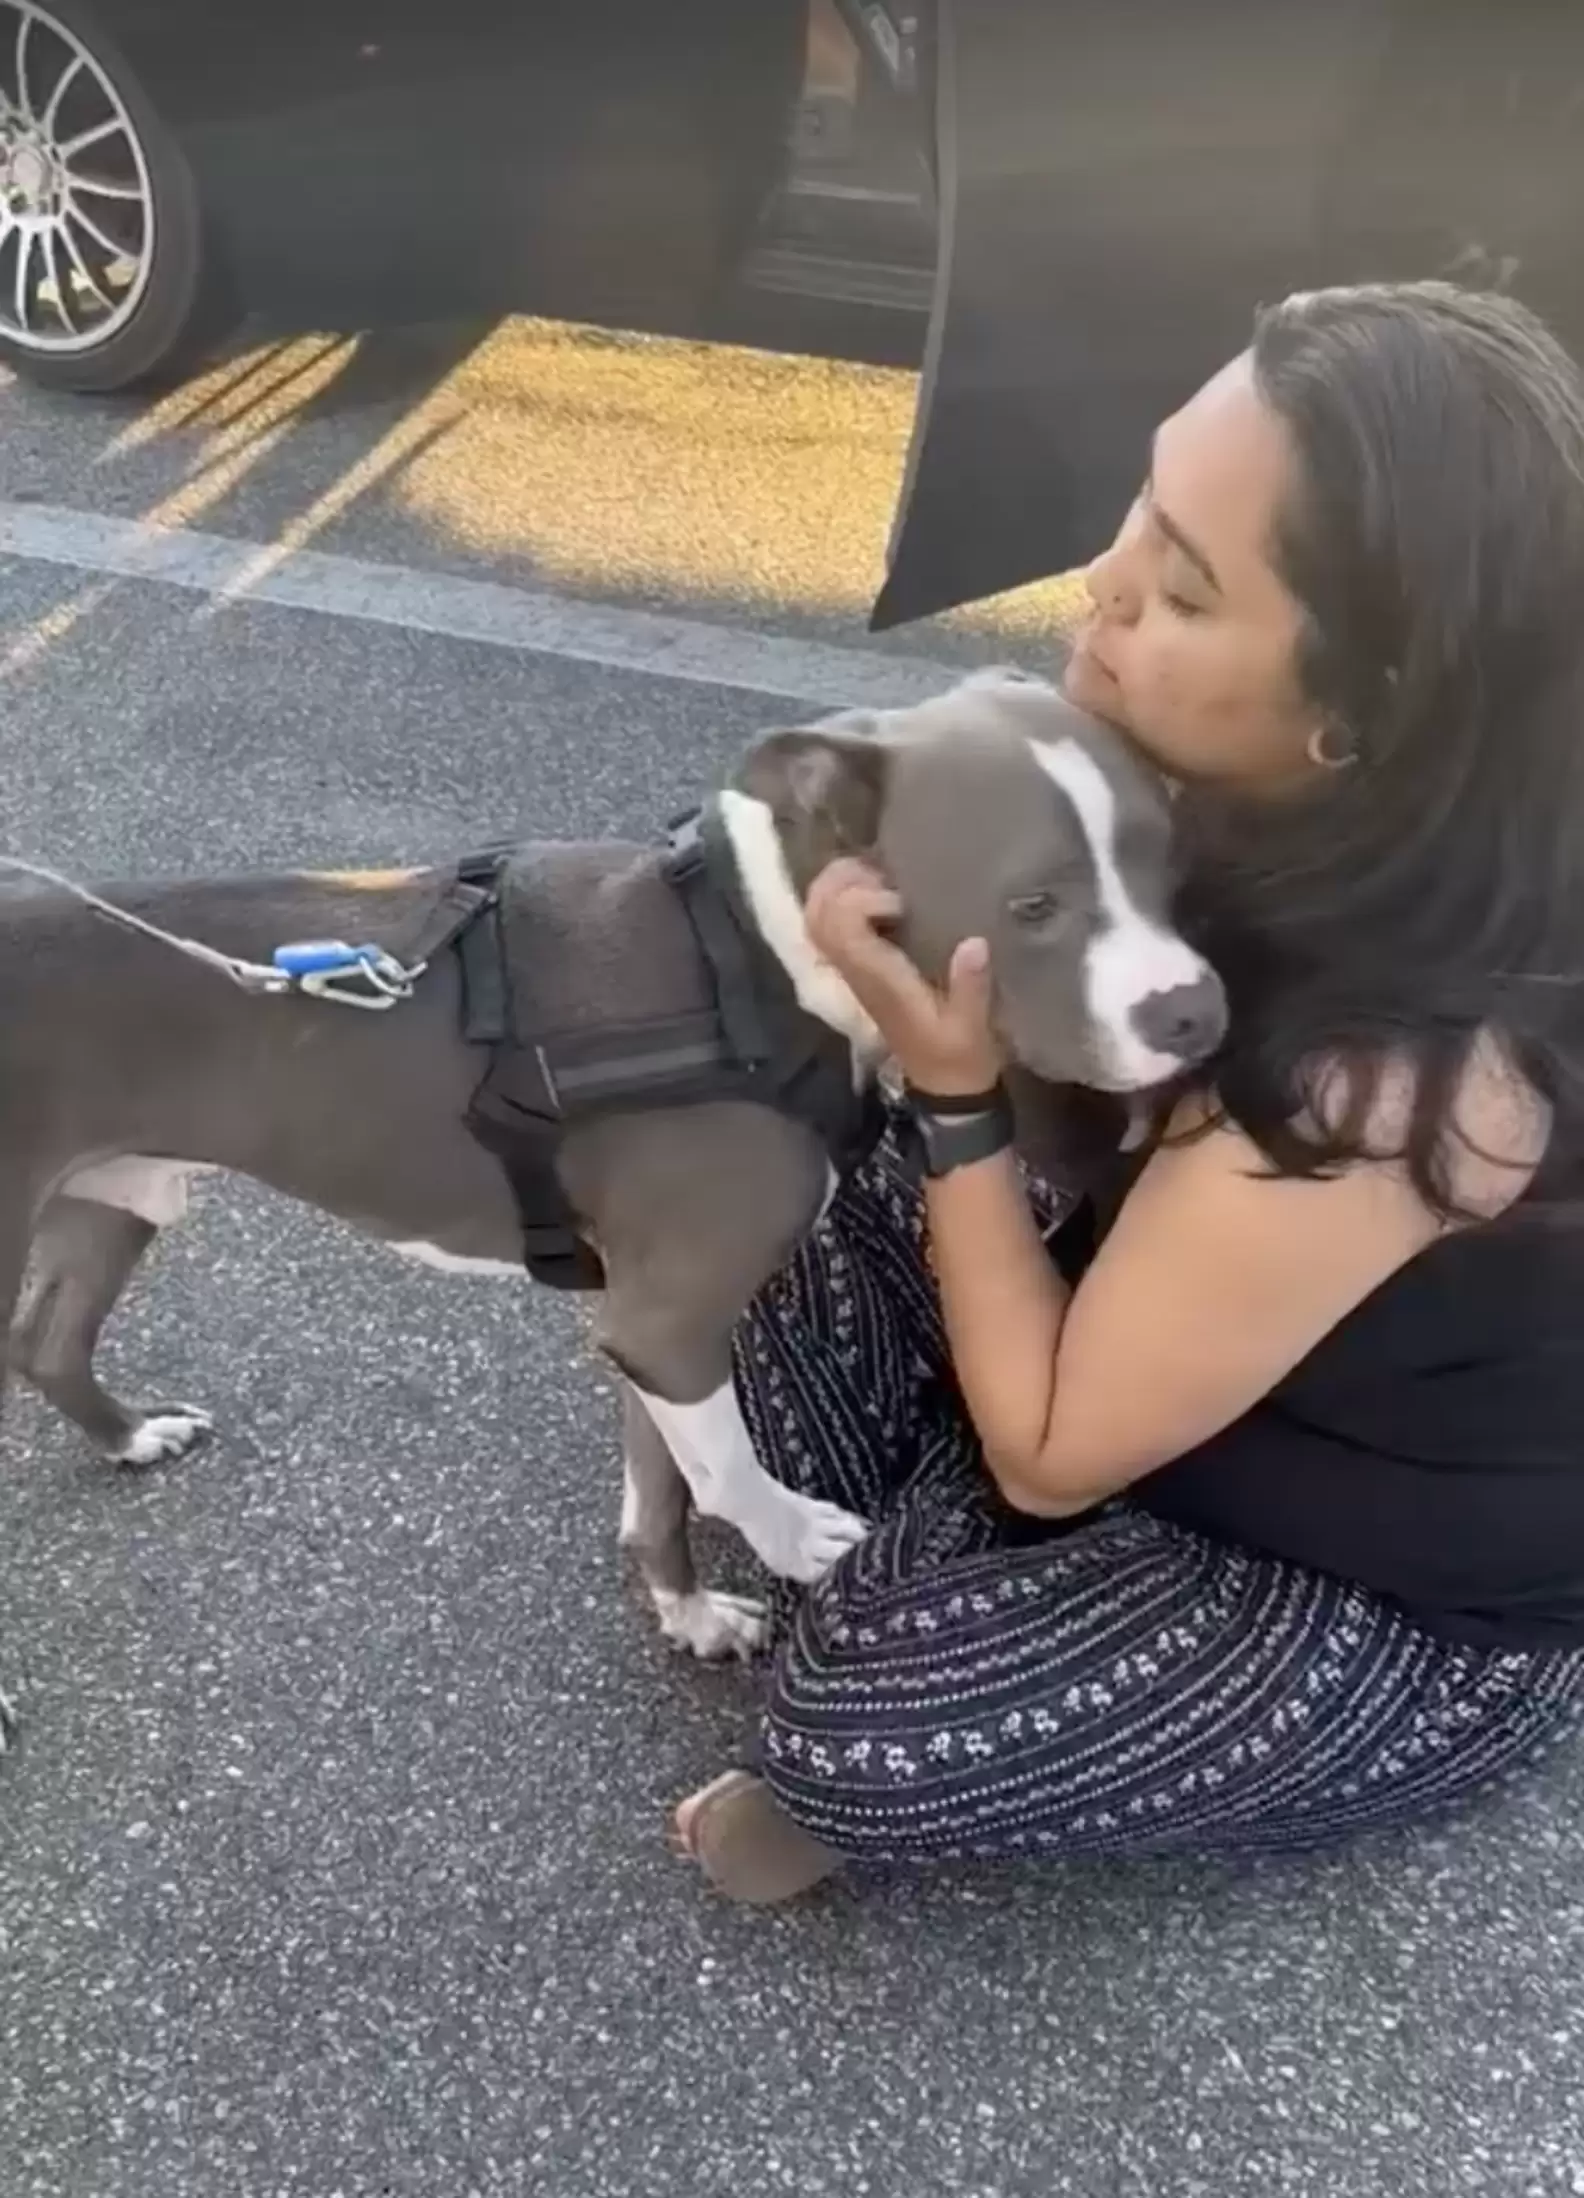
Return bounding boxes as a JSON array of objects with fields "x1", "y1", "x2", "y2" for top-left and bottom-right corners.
[
  {"x1": 945, "y1": 934, "x2": 993, "y2": 1005},
  {"x1": 802, "y1": 858, "x2": 1005, "y2": 1090},
  {"x1": 804, "y1": 858, "x2": 902, "y2": 942},
  {"x1": 804, "y1": 858, "x2": 948, "y2": 1033},
  {"x1": 829, "y1": 921, "x2": 948, "y2": 1030}
]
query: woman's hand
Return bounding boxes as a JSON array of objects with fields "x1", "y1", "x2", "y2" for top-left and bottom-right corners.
[{"x1": 803, "y1": 857, "x2": 1005, "y2": 1097}]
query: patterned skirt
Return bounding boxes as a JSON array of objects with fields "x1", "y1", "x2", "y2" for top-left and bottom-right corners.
[{"x1": 729, "y1": 1119, "x2": 1584, "y2": 1863}]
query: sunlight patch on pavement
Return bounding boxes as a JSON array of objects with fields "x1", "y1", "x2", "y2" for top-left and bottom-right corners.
[
  {"x1": 0, "y1": 590, "x2": 94, "y2": 678},
  {"x1": 389, "y1": 318, "x2": 1086, "y2": 642},
  {"x1": 2, "y1": 338, "x2": 361, "y2": 679},
  {"x1": 100, "y1": 336, "x2": 358, "y2": 457},
  {"x1": 4, "y1": 316, "x2": 1085, "y2": 666},
  {"x1": 197, "y1": 401, "x2": 464, "y2": 615}
]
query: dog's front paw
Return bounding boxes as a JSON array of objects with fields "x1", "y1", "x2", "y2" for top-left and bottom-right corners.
[
  {"x1": 0, "y1": 1681, "x2": 18, "y2": 1755},
  {"x1": 748, "y1": 1492, "x2": 870, "y2": 1585},
  {"x1": 114, "y1": 1406, "x2": 214, "y2": 1467},
  {"x1": 654, "y1": 1587, "x2": 771, "y2": 1662}
]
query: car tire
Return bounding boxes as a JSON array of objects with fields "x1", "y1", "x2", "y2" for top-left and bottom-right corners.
[{"x1": 0, "y1": 0, "x2": 231, "y2": 393}]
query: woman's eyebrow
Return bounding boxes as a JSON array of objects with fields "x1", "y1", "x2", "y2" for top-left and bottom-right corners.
[
  {"x1": 1154, "y1": 504, "x2": 1221, "y2": 593},
  {"x1": 1145, "y1": 442, "x2": 1222, "y2": 593}
]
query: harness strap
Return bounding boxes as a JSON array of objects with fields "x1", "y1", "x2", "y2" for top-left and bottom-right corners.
[
  {"x1": 663, "y1": 809, "x2": 771, "y2": 1070},
  {"x1": 533, "y1": 1008, "x2": 735, "y2": 1110},
  {"x1": 517, "y1": 1227, "x2": 605, "y2": 1291},
  {"x1": 396, "y1": 866, "x2": 500, "y2": 973},
  {"x1": 452, "y1": 848, "x2": 513, "y2": 1047},
  {"x1": 462, "y1": 1053, "x2": 604, "y2": 1288}
]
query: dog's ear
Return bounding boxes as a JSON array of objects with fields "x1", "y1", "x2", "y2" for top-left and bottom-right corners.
[{"x1": 737, "y1": 725, "x2": 890, "y2": 856}]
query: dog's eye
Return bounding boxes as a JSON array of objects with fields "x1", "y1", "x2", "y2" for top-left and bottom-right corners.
[{"x1": 1009, "y1": 890, "x2": 1061, "y2": 925}]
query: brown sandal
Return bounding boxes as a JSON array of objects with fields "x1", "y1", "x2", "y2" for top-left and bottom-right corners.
[{"x1": 672, "y1": 1771, "x2": 844, "y2": 1905}]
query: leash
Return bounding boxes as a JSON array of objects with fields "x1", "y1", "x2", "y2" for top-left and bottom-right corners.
[{"x1": 0, "y1": 856, "x2": 425, "y2": 1011}]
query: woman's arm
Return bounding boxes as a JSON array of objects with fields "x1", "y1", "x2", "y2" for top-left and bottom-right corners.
[
  {"x1": 917, "y1": 1145, "x2": 1079, "y2": 1506},
  {"x1": 794, "y1": 857, "x2": 1544, "y2": 1517},
  {"x1": 929, "y1": 1058, "x2": 1542, "y2": 1517},
  {"x1": 925, "y1": 1113, "x2": 1439, "y2": 1512}
]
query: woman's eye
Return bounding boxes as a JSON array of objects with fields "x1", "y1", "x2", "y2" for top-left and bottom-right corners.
[
  {"x1": 1009, "y1": 890, "x2": 1061, "y2": 925},
  {"x1": 1162, "y1": 588, "x2": 1204, "y2": 619}
]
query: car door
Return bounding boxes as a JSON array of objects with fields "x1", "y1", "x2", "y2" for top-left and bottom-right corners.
[
  {"x1": 96, "y1": 0, "x2": 808, "y2": 335},
  {"x1": 873, "y1": 0, "x2": 1584, "y2": 628}
]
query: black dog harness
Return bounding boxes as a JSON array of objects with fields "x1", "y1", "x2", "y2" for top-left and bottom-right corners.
[{"x1": 445, "y1": 803, "x2": 885, "y2": 1290}]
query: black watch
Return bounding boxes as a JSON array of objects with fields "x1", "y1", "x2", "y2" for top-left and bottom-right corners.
[{"x1": 902, "y1": 1081, "x2": 1015, "y2": 1179}]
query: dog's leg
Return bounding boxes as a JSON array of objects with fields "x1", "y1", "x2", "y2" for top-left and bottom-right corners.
[
  {"x1": 635, "y1": 1375, "x2": 868, "y2": 1586},
  {"x1": 618, "y1": 1383, "x2": 769, "y2": 1662},
  {"x1": 567, "y1": 1103, "x2": 871, "y2": 1618},
  {"x1": 10, "y1": 1195, "x2": 211, "y2": 1465},
  {"x1": 603, "y1": 1303, "x2": 868, "y2": 1589}
]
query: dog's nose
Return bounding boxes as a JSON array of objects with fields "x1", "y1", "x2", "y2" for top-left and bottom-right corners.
[{"x1": 1132, "y1": 974, "x2": 1228, "y2": 1065}]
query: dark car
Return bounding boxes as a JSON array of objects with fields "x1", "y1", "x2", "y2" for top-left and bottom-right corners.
[{"x1": 2, "y1": 0, "x2": 1578, "y2": 625}]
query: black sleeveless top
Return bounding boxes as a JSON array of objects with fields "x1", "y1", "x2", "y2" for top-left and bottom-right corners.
[{"x1": 1060, "y1": 1192, "x2": 1584, "y2": 1649}]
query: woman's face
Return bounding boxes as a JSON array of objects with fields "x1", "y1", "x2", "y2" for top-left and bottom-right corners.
[{"x1": 1064, "y1": 353, "x2": 1326, "y2": 793}]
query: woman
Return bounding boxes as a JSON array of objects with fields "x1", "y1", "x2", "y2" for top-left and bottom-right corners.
[{"x1": 673, "y1": 279, "x2": 1584, "y2": 1902}]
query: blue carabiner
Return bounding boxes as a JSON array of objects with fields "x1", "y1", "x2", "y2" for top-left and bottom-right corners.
[{"x1": 272, "y1": 939, "x2": 378, "y2": 980}]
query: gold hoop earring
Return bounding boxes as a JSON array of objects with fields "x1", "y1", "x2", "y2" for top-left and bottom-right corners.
[{"x1": 1306, "y1": 721, "x2": 1357, "y2": 772}]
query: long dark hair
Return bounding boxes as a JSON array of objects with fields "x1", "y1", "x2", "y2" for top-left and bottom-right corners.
[{"x1": 1177, "y1": 280, "x2": 1584, "y2": 1221}]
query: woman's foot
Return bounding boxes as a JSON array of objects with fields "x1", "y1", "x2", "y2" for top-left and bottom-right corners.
[{"x1": 671, "y1": 1771, "x2": 844, "y2": 1904}]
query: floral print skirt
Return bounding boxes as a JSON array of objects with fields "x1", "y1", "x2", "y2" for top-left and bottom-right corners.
[{"x1": 729, "y1": 1116, "x2": 1584, "y2": 1862}]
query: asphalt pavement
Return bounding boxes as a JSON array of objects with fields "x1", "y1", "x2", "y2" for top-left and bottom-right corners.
[{"x1": 1, "y1": 319, "x2": 1583, "y2": 2198}]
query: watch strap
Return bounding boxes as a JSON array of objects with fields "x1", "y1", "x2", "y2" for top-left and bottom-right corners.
[
  {"x1": 904, "y1": 1081, "x2": 1007, "y2": 1116},
  {"x1": 902, "y1": 1080, "x2": 1015, "y2": 1178}
]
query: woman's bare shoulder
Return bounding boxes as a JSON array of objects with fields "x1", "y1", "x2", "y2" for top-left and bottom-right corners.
[{"x1": 1305, "y1": 1031, "x2": 1550, "y2": 1220}]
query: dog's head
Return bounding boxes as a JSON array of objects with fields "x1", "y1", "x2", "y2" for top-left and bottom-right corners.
[{"x1": 728, "y1": 666, "x2": 1226, "y2": 1092}]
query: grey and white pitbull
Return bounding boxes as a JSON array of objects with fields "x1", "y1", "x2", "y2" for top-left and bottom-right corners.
[{"x1": 0, "y1": 669, "x2": 1224, "y2": 1661}]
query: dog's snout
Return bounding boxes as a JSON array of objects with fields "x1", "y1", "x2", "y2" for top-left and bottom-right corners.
[{"x1": 1132, "y1": 973, "x2": 1228, "y2": 1066}]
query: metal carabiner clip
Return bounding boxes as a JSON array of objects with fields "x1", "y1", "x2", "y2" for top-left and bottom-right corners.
[{"x1": 273, "y1": 940, "x2": 421, "y2": 1011}]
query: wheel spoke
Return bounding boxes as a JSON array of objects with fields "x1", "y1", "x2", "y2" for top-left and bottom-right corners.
[
  {"x1": 57, "y1": 212, "x2": 110, "y2": 312},
  {"x1": 67, "y1": 171, "x2": 143, "y2": 203},
  {"x1": 40, "y1": 50, "x2": 82, "y2": 137},
  {"x1": 38, "y1": 218, "x2": 71, "y2": 328},
  {"x1": 64, "y1": 197, "x2": 123, "y2": 263},
  {"x1": 12, "y1": 222, "x2": 33, "y2": 331},
  {"x1": 58, "y1": 115, "x2": 124, "y2": 159},
  {"x1": 13, "y1": 9, "x2": 33, "y2": 122}
]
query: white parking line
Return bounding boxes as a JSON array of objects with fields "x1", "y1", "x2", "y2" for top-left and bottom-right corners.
[{"x1": 0, "y1": 497, "x2": 968, "y2": 710}]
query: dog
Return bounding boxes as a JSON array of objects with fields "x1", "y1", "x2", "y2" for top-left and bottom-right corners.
[{"x1": 0, "y1": 668, "x2": 1225, "y2": 1663}]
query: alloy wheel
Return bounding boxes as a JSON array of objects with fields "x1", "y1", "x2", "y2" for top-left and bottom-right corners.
[{"x1": 0, "y1": 0, "x2": 154, "y2": 355}]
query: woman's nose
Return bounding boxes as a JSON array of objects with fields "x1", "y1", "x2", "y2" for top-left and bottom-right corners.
[
  {"x1": 1084, "y1": 547, "x2": 1138, "y2": 622},
  {"x1": 1083, "y1": 495, "x2": 1148, "y2": 620}
]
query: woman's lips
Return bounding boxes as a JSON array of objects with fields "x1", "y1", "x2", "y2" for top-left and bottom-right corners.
[{"x1": 1064, "y1": 636, "x2": 1118, "y2": 699}]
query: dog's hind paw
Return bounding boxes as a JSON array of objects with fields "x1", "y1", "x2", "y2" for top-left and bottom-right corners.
[
  {"x1": 653, "y1": 1588, "x2": 771, "y2": 1663},
  {"x1": 114, "y1": 1406, "x2": 214, "y2": 1467},
  {"x1": 0, "y1": 1681, "x2": 18, "y2": 1754}
]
